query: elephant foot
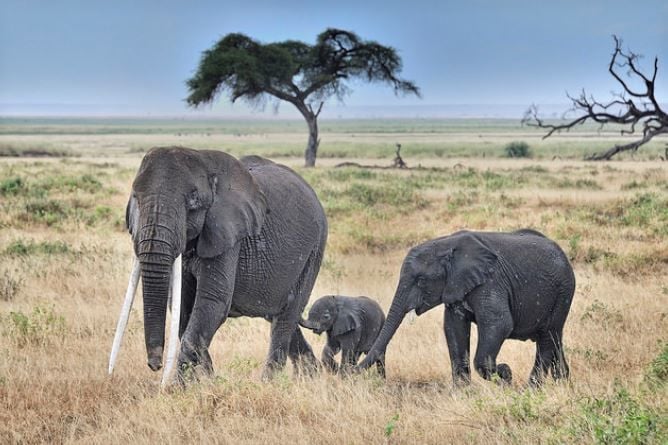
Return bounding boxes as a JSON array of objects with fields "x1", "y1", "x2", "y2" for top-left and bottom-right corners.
[
  {"x1": 261, "y1": 360, "x2": 287, "y2": 381},
  {"x1": 452, "y1": 365, "x2": 472, "y2": 386},
  {"x1": 176, "y1": 345, "x2": 214, "y2": 385},
  {"x1": 292, "y1": 355, "x2": 320, "y2": 378},
  {"x1": 496, "y1": 363, "x2": 512, "y2": 384},
  {"x1": 528, "y1": 374, "x2": 543, "y2": 388},
  {"x1": 452, "y1": 373, "x2": 472, "y2": 387}
]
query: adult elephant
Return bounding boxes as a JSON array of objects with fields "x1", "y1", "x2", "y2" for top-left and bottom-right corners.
[
  {"x1": 357, "y1": 229, "x2": 575, "y2": 386},
  {"x1": 109, "y1": 147, "x2": 327, "y2": 383}
]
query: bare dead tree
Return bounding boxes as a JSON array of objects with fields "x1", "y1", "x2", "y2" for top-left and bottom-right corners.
[
  {"x1": 523, "y1": 36, "x2": 667, "y2": 160},
  {"x1": 392, "y1": 143, "x2": 408, "y2": 168}
]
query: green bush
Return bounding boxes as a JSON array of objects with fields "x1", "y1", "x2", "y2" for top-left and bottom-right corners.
[
  {"x1": 4, "y1": 306, "x2": 67, "y2": 347},
  {"x1": 569, "y1": 385, "x2": 666, "y2": 444},
  {"x1": 22, "y1": 199, "x2": 69, "y2": 225},
  {"x1": 504, "y1": 141, "x2": 532, "y2": 158},
  {"x1": 646, "y1": 342, "x2": 668, "y2": 387},
  {"x1": 0, "y1": 177, "x2": 25, "y2": 195}
]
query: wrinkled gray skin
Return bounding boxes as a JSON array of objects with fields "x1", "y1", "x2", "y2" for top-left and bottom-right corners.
[
  {"x1": 126, "y1": 147, "x2": 327, "y2": 380},
  {"x1": 357, "y1": 229, "x2": 575, "y2": 386},
  {"x1": 300, "y1": 296, "x2": 386, "y2": 377}
]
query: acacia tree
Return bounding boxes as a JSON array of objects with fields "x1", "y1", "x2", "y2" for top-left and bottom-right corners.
[
  {"x1": 523, "y1": 36, "x2": 667, "y2": 160},
  {"x1": 186, "y1": 28, "x2": 420, "y2": 167}
]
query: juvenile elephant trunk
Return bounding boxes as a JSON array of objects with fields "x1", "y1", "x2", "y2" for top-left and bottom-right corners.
[
  {"x1": 357, "y1": 283, "x2": 410, "y2": 369},
  {"x1": 298, "y1": 318, "x2": 319, "y2": 331}
]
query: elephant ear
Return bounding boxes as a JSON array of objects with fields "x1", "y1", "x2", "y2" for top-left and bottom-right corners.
[
  {"x1": 331, "y1": 299, "x2": 361, "y2": 337},
  {"x1": 197, "y1": 155, "x2": 267, "y2": 258},
  {"x1": 440, "y1": 233, "x2": 498, "y2": 305},
  {"x1": 332, "y1": 310, "x2": 360, "y2": 337},
  {"x1": 125, "y1": 194, "x2": 139, "y2": 237}
]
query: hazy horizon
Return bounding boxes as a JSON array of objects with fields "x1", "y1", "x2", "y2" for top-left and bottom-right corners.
[{"x1": 0, "y1": 103, "x2": 581, "y2": 120}]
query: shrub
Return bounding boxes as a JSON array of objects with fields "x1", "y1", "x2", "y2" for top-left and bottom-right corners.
[
  {"x1": 645, "y1": 342, "x2": 668, "y2": 387},
  {"x1": 0, "y1": 177, "x2": 25, "y2": 195},
  {"x1": 22, "y1": 199, "x2": 69, "y2": 225},
  {"x1": 504, "y1": 141, "x2": 532, "y2": 158},
  {"x1": 569, "y1": 385, "x2": 666, "y2": 444},
  {"x1": 4, "y1": 306, "x2": 67, "y2": 347}
]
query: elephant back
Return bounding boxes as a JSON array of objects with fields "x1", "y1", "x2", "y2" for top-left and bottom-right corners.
[{"x1": 240, "y1": 156, "x2": 327, "y2": 235}]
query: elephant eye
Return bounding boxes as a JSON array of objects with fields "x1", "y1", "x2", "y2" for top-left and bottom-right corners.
[
  {"x1": 416, "y1": 276, "x2": 426, "y2": 288},
  {"x1": 187, "y1": 190, "x2": 201, "y2": 210}
]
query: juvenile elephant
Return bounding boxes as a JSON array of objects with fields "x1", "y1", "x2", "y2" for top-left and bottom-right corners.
[
  {"x1": 357, "y1": 229, "x2": 575, "y2": 386},
  {"x1": 109, "y1": 147, "x2": 327, "y2": 383},
  {"x1": 300, "y1": 295, "x2": 386, "y2": 377}
]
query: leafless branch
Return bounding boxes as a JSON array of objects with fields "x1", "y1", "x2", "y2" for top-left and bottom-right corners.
[{"x1": 523, "y1": 36, "x2": 667, "y2": 160}]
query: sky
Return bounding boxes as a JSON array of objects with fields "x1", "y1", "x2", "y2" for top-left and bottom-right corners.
[{"x1": 0, "y1": 0, "x2": 666, "y2": 118}]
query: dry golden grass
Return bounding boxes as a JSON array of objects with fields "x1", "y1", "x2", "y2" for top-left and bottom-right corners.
[{"x1": 0, "y1": 127, "x2": 666, "y2": 443}]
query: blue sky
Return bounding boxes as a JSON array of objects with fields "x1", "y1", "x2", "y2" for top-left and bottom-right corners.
[{"x1": 0, "y1": 0, "x2": 666, "y2": 117}]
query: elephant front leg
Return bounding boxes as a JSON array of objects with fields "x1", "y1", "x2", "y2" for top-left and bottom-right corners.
[
  {"x1": 178, "y1": 251, "x2": 238, "y2": 382},
  {"x1": 444, "y1": 307, "x2": 472, "y2": 385},
  {"x1": 339, "y1": 347, "x2": 357, "y2": 375},
  {"x1": 321, "y1": 341, "x2": 340, "y2": 373}
]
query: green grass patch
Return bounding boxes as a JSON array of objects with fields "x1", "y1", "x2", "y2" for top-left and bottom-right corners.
[
  {"x1": 0, "y1": 173, "x2": 104, "y2": 198},
  {"x1": 4, "y1": 239, "x2": 71, "y2": 256},
  {"x1": 553, "y1": 178, "x2": 603, "y2": 190},
  {"x1": 568, "y1": 384, "x2": 666, "y2": 444},
  {"x1": 3, "y1": 305, "x2": 67, "y2": 348},
  {"x1": 645, "y1": 343, "x2": 668, "y2": 388}
]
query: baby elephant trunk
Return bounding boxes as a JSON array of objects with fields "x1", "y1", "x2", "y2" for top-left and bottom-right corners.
[{"x1": 299, "y1": 318, "x2": 321, "y2": 332}]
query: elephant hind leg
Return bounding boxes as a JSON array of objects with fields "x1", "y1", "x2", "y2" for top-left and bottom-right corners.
[
  {"x1": 288, "y1": 327, "x2": 318, "y2": 376},
  {"x1": 549, "y1": 330, "x2": 569, "y2": 380},
  {"x1": 529, "y1": 330, "x2": 568, "y2": 386},
  {"x1": 265, "y1": 248, "x2": 323, "y2": 378}
]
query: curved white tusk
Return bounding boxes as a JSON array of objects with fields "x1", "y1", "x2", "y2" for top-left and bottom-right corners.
[
  {"x1": 161, "y1": 254, "x2": 182, "y2": 388},
  {"x1": 108, "y1": 257, "x2": 141, "y2": 375}
]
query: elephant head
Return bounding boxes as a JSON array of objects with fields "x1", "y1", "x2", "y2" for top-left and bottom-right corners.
[
  {"x1": 299, "y1": 296, "x2": 359, "y2": 337},
  {"x1": 358, "y1": 231, "x2": 497, "y2": 369},
  {"x1": 114, "y1": 147, "x2": 267, "y2": 374}
]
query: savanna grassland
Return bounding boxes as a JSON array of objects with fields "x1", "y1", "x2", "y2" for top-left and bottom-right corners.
[{"x1": 0, "y1": 118, "x2": 666, "y2": 444}]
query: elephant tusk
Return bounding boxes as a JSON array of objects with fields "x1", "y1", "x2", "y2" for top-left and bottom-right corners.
[
  {"x1": 108, "y1": 257, "x2": 141, "y2": 375},
  {"x1": 161, "y1": 254, "x2": 182, "y2": 388}
]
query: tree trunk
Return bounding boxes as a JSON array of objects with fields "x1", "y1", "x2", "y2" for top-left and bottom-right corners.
[{"x1": 304, "y1": 114, "x2": 319, "y2": 168}]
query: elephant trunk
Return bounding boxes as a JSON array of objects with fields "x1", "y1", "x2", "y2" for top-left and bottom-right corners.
[
  {"x1": 140, "y1": 254, "x2": 172, "y2": 371},
  {"x1": 357, "y1": 281, "x2": 411, "y2": 370},
  {"x1": 298, "y1": 318, "x2": 318, "y2": 330},
  {"x1": 135, "y1": 198, "x2": 184, "y2": 371}
]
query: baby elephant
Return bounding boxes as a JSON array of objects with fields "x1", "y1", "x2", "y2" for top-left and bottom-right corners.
[{"x1": 300, "y1": 296, "x2": 386, "y2": 377}]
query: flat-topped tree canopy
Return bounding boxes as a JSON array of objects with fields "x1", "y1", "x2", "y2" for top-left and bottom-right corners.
[{"x1": 186, "y1": 28, "x2": 420, "y2": 167}]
